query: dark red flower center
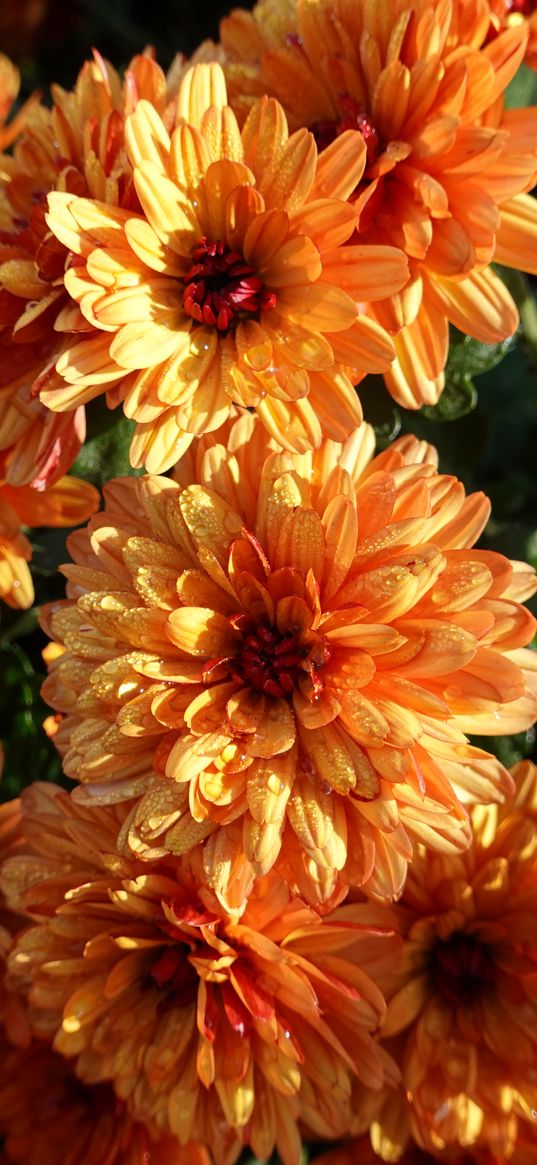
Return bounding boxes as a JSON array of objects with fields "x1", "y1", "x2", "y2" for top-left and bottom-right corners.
[
  {"x1": 311, "y1": 95, "x2": 380, "y2": 167},
  {"x1": 428, "y1": 931, "x2": 496, "y2": 1006},
  {"x1": 229, "y1": 616, "x2": 331, "y2": 700},
  {"x1": 146, "y1": 901, "x2": 218, "y2": 1011},
  {"x1": 148, "y1": 947, "x2": 199, "y2": 1011},
  {"x1": 182, "y1": 238, "x2": 277, "y2": 331}
]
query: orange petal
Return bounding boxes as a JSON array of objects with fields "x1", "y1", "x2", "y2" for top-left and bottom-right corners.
[
  {"x1": 246, "y1": 698, "x2": 296, "y2": 758},
  {"x1": 495, "y1": 193, "x2": 537, "y2": 277},
  {"x1": 428, "y1": 268, "x2": 518, "y2": 344},
  {"x1": 310, "y1": 130, "x2": 366, "y2": 200},
  {"x1": 321, "y1": 245, "x2": 409, "y2": 302},
  {"x1": 1, "y1": 477, "x2": 99, "y2": 529}
]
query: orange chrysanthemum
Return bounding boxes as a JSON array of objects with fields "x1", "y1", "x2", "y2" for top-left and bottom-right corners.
[
  {"x1": 2, "y1": 782, "x2": 396, "y2": 1165},
  {"x1": 220, "y1": 0, "x2": 537, "y2": 407},
  {"x1": 0, "y1": 55, "x2": 37, "y2": 152},
  {"x1": 0, "y1": 475, "x2": 98, "y2": 608},
  {"x1": 41, "y1": 60, "x2": 409, "y2": 470},
  {"x1": 0, "y1": 50, "x2": 171, "y2": 489},
  {"x1": 40, "y1": 416, "x2": 537, "y2": 908},
  {"x1": 369, "y1": 760, "x2": 537, "y2": 1160},
  {"x1": 0, "y1": 799, "x2": 203, "y2": 1165},
  {"x1": 0, "y1": 1035, "x2": 211, "y2": 1165}
]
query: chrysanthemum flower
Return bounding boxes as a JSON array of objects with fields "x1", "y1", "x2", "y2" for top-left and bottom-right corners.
[
  {"x1": 371, "y1": 760, "x2": 537, "y2": 1159},
  {"x1": 0, "y1": 802, "x2": 38, "y2": 1054},
  {"x1": 0, "y1": 1036, "x2": 211, "y2": 1165},
  {"x1": 0, "y1": 54, "x2": 36, "y2": 151},
  {"x1": 0, "y1": 475, "x2": 98, "y2": 608},
  {"x1": 41, "y1": 61, "x2": 408, "y2": 470},
  {"x1": 3, "y1": 782, "x2": 396, "y2": 1165},
  {"x1": 220, "y1": 0, "x2": 537, "y2": 407},
  {"x1": 40, "y1": 417, "x2": 537, "y2": 908},
  {"x1": 0, "y1": 50, "x2": 170, "y2": 488}
]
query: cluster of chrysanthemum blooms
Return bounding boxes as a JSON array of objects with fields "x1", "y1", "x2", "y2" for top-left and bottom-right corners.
[{"x1": 0, "y1": 0, "x2": 537, "y2": 1162}]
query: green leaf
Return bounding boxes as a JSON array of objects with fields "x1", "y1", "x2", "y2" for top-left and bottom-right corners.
[
  {"x1": 505, "y1": 62, "x2": 537, "y2": 109},
  {"x1": 471, "y1": 727, "x2": 536, "y2": 770},
  {"x1": 71, "y1": 401, "x2": 143, "y2": 490},
  {"x1": 418, "y1": 332, "x2": 514, "y2": 424},
  {"x1": 0, "y1": 641, "x2": 63, "y2": 800},
  {"x1": 420, "y1": 375, "x2": 478, "y2": 423},
  {"x1": 445, "y1": 332, "x2": 515, "y2": 381}
]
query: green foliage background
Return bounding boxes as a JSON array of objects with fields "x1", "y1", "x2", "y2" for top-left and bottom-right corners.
[{"x1": 0, "y1": 8, "x2": 536, "y2": 1161}]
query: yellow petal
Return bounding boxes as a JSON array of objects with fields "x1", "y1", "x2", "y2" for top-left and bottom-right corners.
[
  {"x1": 178, "y1": 62, "x2": 228, "y2": 128},
  {"x1": 125, "y1": 98, "x2": 171, "y2": 169},
  {"x1": 166, "y1": 607, "x2": 240, "y2": 657}
]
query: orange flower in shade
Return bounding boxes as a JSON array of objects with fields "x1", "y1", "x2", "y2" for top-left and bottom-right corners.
[
  {"x1": 366, "y1": 760, "x2": 537, "y2": 1161},
  {"x1": 0, "y1": 385, "x2": 86, "y2": 490},
  {"x1": 313, "y1": 1130, "x2": 537, "y2": 1165},
  {"x1": 41, "y1": 60, "x2": 409, "y2": 471},
  {"x1": 0, "y1": 55, "x2": 37, "y2": 151},
  {"x1": 220, "y1": 0, "x2": 537, "y2": 408},
  {"x1": 486, "y1": 0, "x2": 537, "y2": 69},
  {"x1": 0, "y1": 805, "x2": 40, "y2": 1059},
  {"x1": 0, "y1": 475, "x2": 98, "y2": 608},
  {"x1": 0, "y1": 1036, "x2": 211, "y2": 1165},
  {"x1": 0, "y1": 50, "x2": 171, "y2": 490},
  {"x1": 40, "y1": 416, "x2": 537, "y2": 909},
  {"x1": 2, "y1": 782, "x2": 397, "y2": 1165}
]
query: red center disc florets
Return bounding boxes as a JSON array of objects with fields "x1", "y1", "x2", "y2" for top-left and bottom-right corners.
[
  {"x1": 311, "y1": 95, "x2": 380, "y2": 166},
  {"x1": 148, "y1": 903, "x2": 217, "y2": 1011},
  {"x1": 429, "y1": 932, "x2": 496, "y2": 1006},
  {"x1": 182, "y1": 238, "x2": 277, "y2": 331},
  {"x1": 148, "y1": 947, "x2": 199, "y2": 1010},
  {"x1": 230, "y1": 617, "x2": 330, "y2": 700}
]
